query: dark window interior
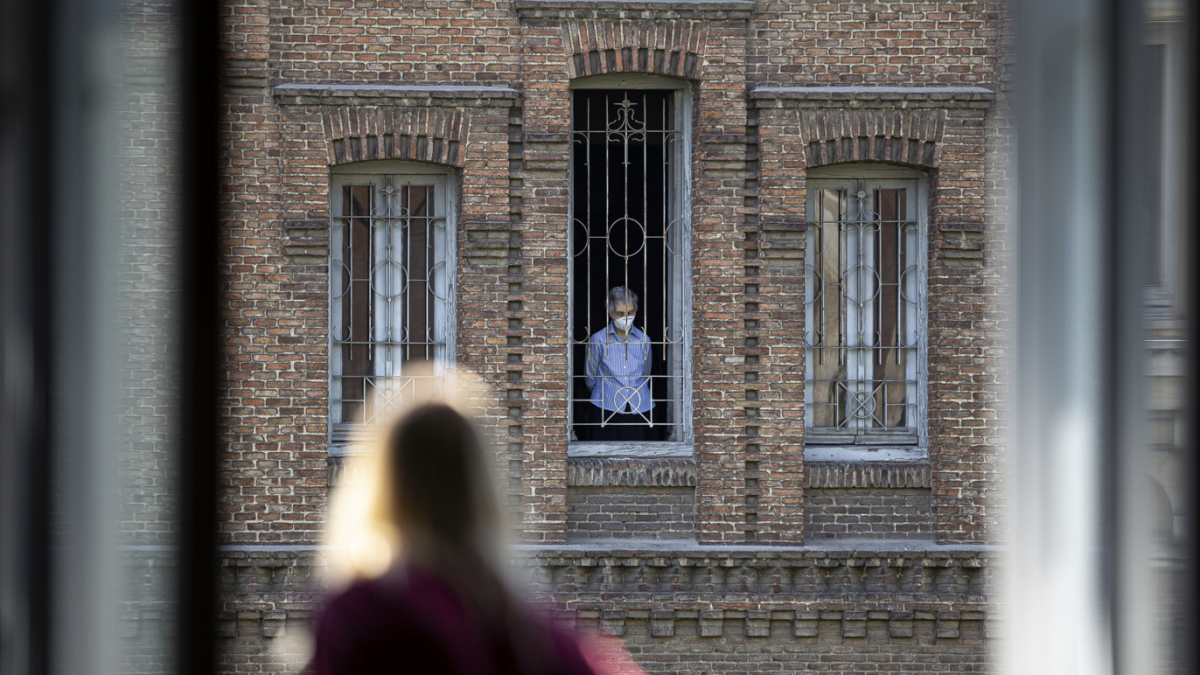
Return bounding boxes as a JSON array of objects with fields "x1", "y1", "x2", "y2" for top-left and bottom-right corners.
[{"x1": 570, "y1": 89, "x2": 674, "y2": 440}]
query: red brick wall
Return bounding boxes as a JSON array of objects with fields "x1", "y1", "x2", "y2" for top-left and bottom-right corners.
[
  {"x1": 212, "y1": 0, "x2": 1008, "y2": 547},
  {"x1": 804, "y1": 489, "x2": 935, "y2": 539},
  {"x1": 747, "y1": 1, "x2": 1002, "y2": 86},
  {"x1": 567, "y1": 487, "x2": 697, "y2": 540}
]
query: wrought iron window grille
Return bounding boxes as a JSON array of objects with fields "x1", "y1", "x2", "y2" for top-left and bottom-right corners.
[
  {"x1": 329, "y1": 169, "x2": 454, "y2": 445},
  {"x1": 568, "y1": 88, "x2": 691, "y2": 450},
  {"x1": 804, "y1": 175, "x2": 926, "y2": 446}
]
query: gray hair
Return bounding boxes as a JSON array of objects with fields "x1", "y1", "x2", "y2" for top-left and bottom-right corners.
[{"x1": 607, "y1": 286, "x2": 639, "y2": 313}]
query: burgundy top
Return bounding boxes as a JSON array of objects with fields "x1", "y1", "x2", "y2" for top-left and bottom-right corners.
[{"x1": 313, "y1": 566, "x2": 598, "y2": 675}]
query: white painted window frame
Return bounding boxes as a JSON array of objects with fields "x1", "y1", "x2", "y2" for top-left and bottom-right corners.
[
  {"x1": 328, "y1": 161, "x2": 457, "y2": 457},
  {"x1": 566, "y1": 73, "x2": 693, "y2": 459},
  {"x1": 803, "y1": 165, "x2": 929, "y2": 463}
]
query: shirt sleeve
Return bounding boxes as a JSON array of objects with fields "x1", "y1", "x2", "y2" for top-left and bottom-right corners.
[
  {"x1": 585, "y1": 336, "x2": 601, "y2": 391},
  {"x1": 641, "y1": 339, "x2": 652, "y2": 377}
]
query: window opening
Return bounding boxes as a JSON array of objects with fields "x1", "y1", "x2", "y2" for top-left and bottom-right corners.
[
  {"x1": 805, "y1": 178, "x2": 923, "y2": 444},
  {"x1": 569, "y1": 89, "x2": 688, "y2": 444},
  {"x1": 331, "y1": 172, "x2": 452, "y2": 438}
]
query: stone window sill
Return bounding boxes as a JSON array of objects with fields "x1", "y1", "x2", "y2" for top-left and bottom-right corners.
[
  {"x1": 803, "y1": 445, "x2": 928, "y2": 463},
  {"x1": 567, "y1": 441, "x2": 692, "y2": 458}
]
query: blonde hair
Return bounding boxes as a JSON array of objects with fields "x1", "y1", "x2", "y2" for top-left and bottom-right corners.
[
  {"x1": 324, "y1": 365, "x2": 504, "y2": 581},
  {"x1": 323, "y1": 386, "x2": 557, "y2": 671}
]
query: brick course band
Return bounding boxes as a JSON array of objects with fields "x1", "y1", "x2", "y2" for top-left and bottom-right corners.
[
  {"x1": 804, "y1": 462, "x2": 933, "y2": 489},
  {"x1": 519, "y1": 547, "x2": 992, "y2": 597},
  {"x1": 121, "y1": 547, "x2": 994, "y2": 642},
  {"x1": 752, "y1": 85, "x2": 995, "y2": 106},
  {"x1": 126, "y1": 607, "x2": 994, "y2": 645},
  {"x1": 563, "y1": 21, "x2": 709, "y2": 79},
  {"x1": 273, "y1": 83, "x2": 521, "y2": 105},
  {"x1": 517, "y1": 0, "x2": 755, "y2": 21},
  {"x1": 567, "y1": 457, "x2": 698, "y2": 487}
]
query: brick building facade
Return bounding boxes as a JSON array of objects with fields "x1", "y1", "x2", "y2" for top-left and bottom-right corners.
[{"x1": 121, "y1": 0, "x2": 1010, "y2": 672}]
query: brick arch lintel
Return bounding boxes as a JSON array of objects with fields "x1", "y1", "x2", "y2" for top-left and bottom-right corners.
[
  {"x1": 564, "y1": 21, "x2": 708, "y2": 80},
  {"x1": 797, "y1": 109, "x2": 947, "y2": 169},
  {"x1": 321, "y1": 106, "x2": 469, "y2": 168}
]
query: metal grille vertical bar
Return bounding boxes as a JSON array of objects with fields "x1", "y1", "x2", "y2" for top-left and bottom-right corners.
[
  {"x1": 586, "y1": 101, "x2": 592, "y2": 343},
  {"x1": 604, "y1": 91, "x2": 611, "y2": 354},
  {"x1": 401, "y1": 182, "x2": 408, "y2": 366},
  {"x1": 662, "y1": 98, "x2": 669, "y2": 369},
  {"x1": 431, "y1": 186, "x2": 436, "y2": 364}
]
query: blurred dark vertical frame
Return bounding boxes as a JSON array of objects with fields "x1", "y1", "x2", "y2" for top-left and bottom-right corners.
[
  {"x1": 0, "y1": 0, "x2": 55, "y2": 670},
  {"x1": 0, "y1": 0, "x2": 220, "y2": 673},
  {"x1": 1184, "y1": 3, "x2": 1199, "y2": 674},
  {"x1": 176, "y1": 0, "x2": 222, "y2": 671},
  {"x1": 1014, "y1": 0, "x2": 1196, "y2": 672}
]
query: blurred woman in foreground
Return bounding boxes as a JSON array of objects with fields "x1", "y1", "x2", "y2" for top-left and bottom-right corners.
[{"x1": 314, "y1": 402, "x2": 641, "y2": 675}]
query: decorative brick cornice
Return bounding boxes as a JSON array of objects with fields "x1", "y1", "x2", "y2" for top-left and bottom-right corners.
[
  {"x1": 751, "y1": 86, "x2": 994, "y2": 109},
  {"x1": 559, "y1": 608, "x2": 990, "y2": 641},
  {"x1": 122, "y1": 546, "x2": 995, "y2": 643},
  {"x1": 518, "y1": 0, "x2": 754, "y2": 21},
  {"x1": 563, "y1": 21, "x2": 709, "y2": 79},
  {"x1": 273, "y1": 83, "x2": 520, "y2": 107},
  {"x1": 567, "y1": 457, "x2": 698, "y2": 487},
  {"x1": 791, "y1": 109, "x2": 947, "y2": 169},
  {"x1": 321, "y1": 107, "x2": 469, "y2": 167},
  {"x1": 804, "y1": 462, "x2": 933, "y2": 489}
]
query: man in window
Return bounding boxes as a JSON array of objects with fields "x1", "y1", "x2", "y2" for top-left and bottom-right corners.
[{"x1": 585, "y1": 286, "x2": 654, "y2": 441}]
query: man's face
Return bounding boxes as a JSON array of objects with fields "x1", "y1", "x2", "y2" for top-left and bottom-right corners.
[{"x1": 609, "y1": 301, "x2": 636, "y2": 322}]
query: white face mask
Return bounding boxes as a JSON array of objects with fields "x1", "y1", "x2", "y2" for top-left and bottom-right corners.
[{"x1": 613, "y1": 316, "x2": 635, "y2": 332}]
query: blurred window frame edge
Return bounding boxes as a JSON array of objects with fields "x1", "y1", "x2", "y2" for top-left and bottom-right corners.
[
  {"x1": 1143, "y1": 5, "x2": 1188, "y2": 315},
  {"x1": 0, "y1": 0, "x2": 226, "y2": 674},
  {"x1": 0, "y1": 0, "x2": 55, "y2": 671},
  {"x1": 1009, "y1": 0, "x2": 1195, "y2": 672},
  {"x1": 1143, "y1": 3, "x2": 1191, "y2": 556},
  {"x1": 1181, "y1": 1, "x2": 1200, "y2": 674},
  {"x1": 1140, "y1": 7, "x2": 1196, "y2": 675}
]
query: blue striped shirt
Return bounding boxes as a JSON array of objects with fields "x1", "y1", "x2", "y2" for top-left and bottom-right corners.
[{"x1": 586, "y1": 324, "x2": 654, "y2": 414}]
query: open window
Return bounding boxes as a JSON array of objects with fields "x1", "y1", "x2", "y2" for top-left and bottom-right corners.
[
  {"x1": 567, "y1": 77, "x2": 692, "y2": 455},
  {"x1": 804, "y1": 167, "x2": 927, "y2": 452},
  {"x1": 329, "y1": 162, "x2": 456, "y2": 453}
]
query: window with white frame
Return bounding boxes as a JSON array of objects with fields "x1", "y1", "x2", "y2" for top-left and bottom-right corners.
[
  {"x1": 567, "y1": 76, "x2": 692, "y2": 454},
  {"x1": 804, "y1": 168, "x2": 926, "y2": 447},
  {"x1": 329, "y1": 163, "x2": 455, "y2": 446}
]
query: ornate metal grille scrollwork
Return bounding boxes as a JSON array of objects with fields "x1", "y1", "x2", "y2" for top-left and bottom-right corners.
[
  {"x1": 805, "y1": 181, "x2": 921, "y2": 441},
  {"x1": 331, "y1": 175, "x2": 451, "y2": 432},
  {"x1": 570, "y1": 89, "x2": 688, "y2": 443}
]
